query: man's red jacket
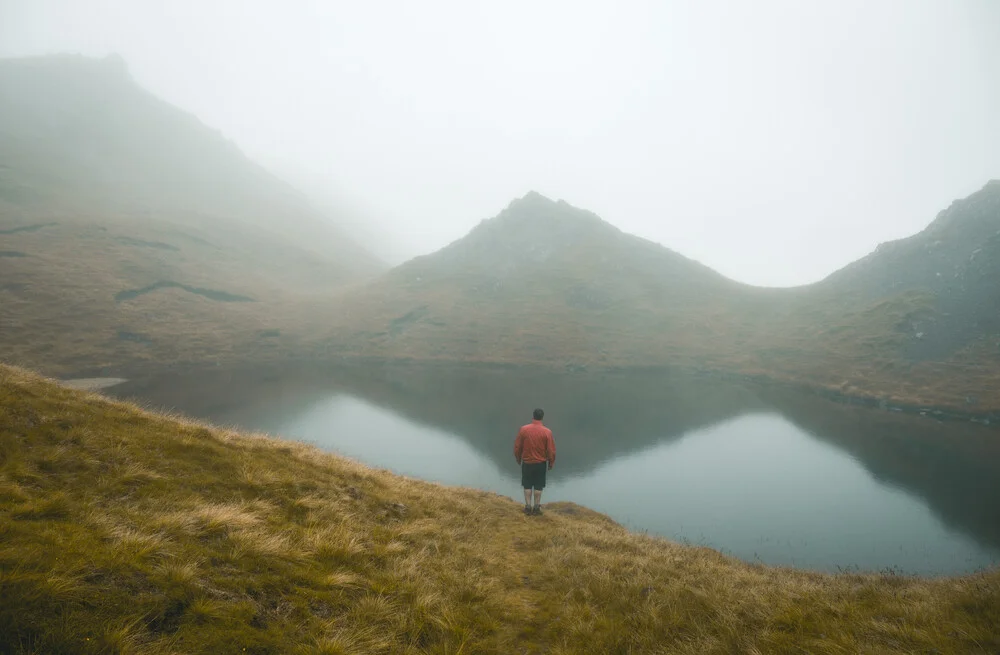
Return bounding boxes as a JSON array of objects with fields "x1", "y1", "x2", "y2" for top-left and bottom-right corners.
[{"x1": 514, "y1": 419, "x2": 556, "y2": 468}]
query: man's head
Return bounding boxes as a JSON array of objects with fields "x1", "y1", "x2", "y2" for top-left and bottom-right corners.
[{"x1": 533, "y1": 408, "x2": 544, "y2": 421}]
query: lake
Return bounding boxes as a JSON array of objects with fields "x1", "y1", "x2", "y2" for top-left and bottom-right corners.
[{"x1": 109, "y1": 364, "x2": 1000, "y2": 576}]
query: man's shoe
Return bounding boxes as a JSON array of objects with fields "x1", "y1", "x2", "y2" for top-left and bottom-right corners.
[
  {"x1": 532, "y1": 505, "x2": 542, "y2": 515},
  {"x1": 523, "y1": 504, "x2": 532, "y2": 515}
]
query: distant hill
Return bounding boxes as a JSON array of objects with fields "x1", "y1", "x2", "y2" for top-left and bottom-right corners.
[
  {"x1": 814, "y1": 180, "x2": 1000, "y2": 361},
  {"x1": 0, "y1": 54, "x2": 384, "y2": 375},
  {"x1": 0, "y1": 54, "x2": 381, "y2": 271},
  {"x1": 325, "y1": 185, "x2": 1000, "y2": 413},
  {"x1": 323, "y1": 191, "x2": 769, "y2": 364}
]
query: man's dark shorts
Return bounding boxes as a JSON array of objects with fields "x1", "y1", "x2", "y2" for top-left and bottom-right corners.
[{"x1": 521, "y1": 461, "x2": 547, "y2": 490}]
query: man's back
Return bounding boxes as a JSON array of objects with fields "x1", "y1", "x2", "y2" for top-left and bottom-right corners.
[
  {"x1": 514, "y1": 420, "x2": 556, "y2": 467},
  {"x1": 515, "y1": 409, "x2": 555, "y2": 516}
]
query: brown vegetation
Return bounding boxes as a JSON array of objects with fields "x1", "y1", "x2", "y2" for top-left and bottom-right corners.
[
  {"x1": 0, "y1": 210, "x2": 359, "y2": 377},
  {"x1": 2, "y1": 364, "x2": 998, "y2": 654}
]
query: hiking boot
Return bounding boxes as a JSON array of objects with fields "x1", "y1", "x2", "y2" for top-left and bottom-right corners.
[
  {"x1": 532, "y1": 505, "x2": 542, "y2": 515},
  {"x1": 523, "y1": 504, "x2": 532, "y2": 515}
]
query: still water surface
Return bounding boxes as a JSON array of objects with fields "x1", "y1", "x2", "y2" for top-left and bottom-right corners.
[{"x1": 112, "y1": 365, "x2": 1000, "y2": 575}]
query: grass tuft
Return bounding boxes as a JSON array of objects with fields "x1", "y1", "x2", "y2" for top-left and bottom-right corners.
[{"x1": 11, "y1": 492, "x2": 72, "y2": 520}]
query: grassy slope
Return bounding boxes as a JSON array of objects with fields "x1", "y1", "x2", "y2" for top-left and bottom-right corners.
[
  {"x1": 0, "y1": 54, "x2": 381, "y2": 377},
  {"x1": 0, "y1": 210, "x2": 357, "y2": 377},
  {"x1": 2, "y1": 364, "x2": 998, "y2": 655}
]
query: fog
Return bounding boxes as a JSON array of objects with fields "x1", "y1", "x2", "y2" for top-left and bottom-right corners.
[{"x1": 2, "y1": 0, "x2": 998, "y2": 286}]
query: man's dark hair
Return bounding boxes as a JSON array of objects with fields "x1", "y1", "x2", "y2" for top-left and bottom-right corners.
[{"x1": 533, "y1": 408, "x2": 544, "y2": 420}]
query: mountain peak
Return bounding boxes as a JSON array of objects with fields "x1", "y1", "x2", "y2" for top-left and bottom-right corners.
[
  {"x1": 495, "y1": 191, "x2": 604, "y2": 225},
  {"x1": 508, "y1": 190, "x2": 556, "y2": 207},
  {"x1": 925, "y1": 179, "x2": 1000, "y2": 238},
  {"x1": 0, "y1": 52, "x2": 135, "y2": 86},
  {"x1": 448, "y1": 193, "x2": 617, "y2": 261},
  {"x1": 100, "y1": 52, "x2": 131, "y2": 77},
  {"x1": 392, "y1": 192, "x2": 730, "y2": 297}
]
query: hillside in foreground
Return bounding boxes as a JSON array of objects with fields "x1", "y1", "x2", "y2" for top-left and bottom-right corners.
[
  {"x1": 324, "y1": 185, "x2": 1000, "y2": 414},
  {"x1": 1, "y1": 363, "x2": 998, "y2": 654}
]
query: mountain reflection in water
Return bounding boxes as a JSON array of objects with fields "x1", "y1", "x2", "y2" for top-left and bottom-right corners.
[{"x1": 111, "y1": 364, "x2": 1000, "y2": 575}]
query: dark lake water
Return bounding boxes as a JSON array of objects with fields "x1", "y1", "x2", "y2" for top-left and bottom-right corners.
[{"x1": 110, "y1": 365, "x2": 1000, "y2": 576}]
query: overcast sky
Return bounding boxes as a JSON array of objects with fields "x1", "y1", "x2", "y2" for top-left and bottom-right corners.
[{"x1": 2, "y1": 0, "x2": 998, "y2": 286}]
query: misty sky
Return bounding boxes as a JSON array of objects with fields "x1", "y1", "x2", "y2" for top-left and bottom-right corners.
[{"x1": 2, "y1": 0, "x2": 999, "y2": 286}]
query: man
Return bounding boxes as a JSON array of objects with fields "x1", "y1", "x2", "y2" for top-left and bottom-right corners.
[{"x1": 513, "y1": 408, "x2": 556, "y2": 515}]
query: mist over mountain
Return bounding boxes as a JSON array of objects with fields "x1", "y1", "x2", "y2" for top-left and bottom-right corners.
[
  {"x1": 326, "y1": 185, "x2": 1000, "y2": 412},
  {"x1": 0, "y1": 54, "x2": 381, "y2": 273},
  {"x1": 0, "y1": 54, "x2": 383, "y2": 375},
  {"x1": 0, "y1": 54, "x2": 997, "y2": 412},
  {"x1": 326, "y1": 192, "x2": 761, "y2": 364},
  {"x1": 816, "y1": 180, "x2": 1000, "y2": 360}
]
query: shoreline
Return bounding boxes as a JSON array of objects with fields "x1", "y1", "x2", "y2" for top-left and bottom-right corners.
[
  {"x1": 59, "y1": 377, "x2": 129, "y2": 392},
  {"x1": 53, "y1": 356, "x2": 1000, "y2": 425}
]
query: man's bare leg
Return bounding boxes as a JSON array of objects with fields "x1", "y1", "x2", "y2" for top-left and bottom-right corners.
[
  {"x1": 532, "y1": 489, "x2": 542, "y2": 509},
  {"x1": 523, "y1": 488, "x2": 532, "y2": 509}
]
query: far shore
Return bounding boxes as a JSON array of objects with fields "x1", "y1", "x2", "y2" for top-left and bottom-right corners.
[
  {"x1": 53, "y1": 357, "x2": 1000, "y2": 425},
  {"x1": 60, "y1": 377, "x2": 128, "y2": 391}
]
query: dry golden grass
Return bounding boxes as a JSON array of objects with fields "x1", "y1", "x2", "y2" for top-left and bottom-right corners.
[
  {"x1": 1, "y1": 362, "x2": 998, "y2": 654},
  {"x1": 0, "y1": 210, "x2": 363, "y2": 378}
]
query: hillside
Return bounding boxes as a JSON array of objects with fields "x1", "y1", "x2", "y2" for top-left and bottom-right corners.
[
  {"x1": 0, "y1": 54, "x2": 384, "y2": 376},
  {"x1": 323, "y1": 192, "x2": 770, "y2": 363},
  {"x1": 784, "y1": 181, "x2": 1000, "y2": 410},
  {"x1": 0, "y1": 54, "x2": 380, "y2": 270},
  {"x1": 324, "y1": 185, "x2": 1000, "y2": 413},
  {"x1": 2, "y1": 363, "x2": 998, "y2": 654},
  {"x1": 814, "y1": 180, "x2": 1000, "y2": 361}
]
